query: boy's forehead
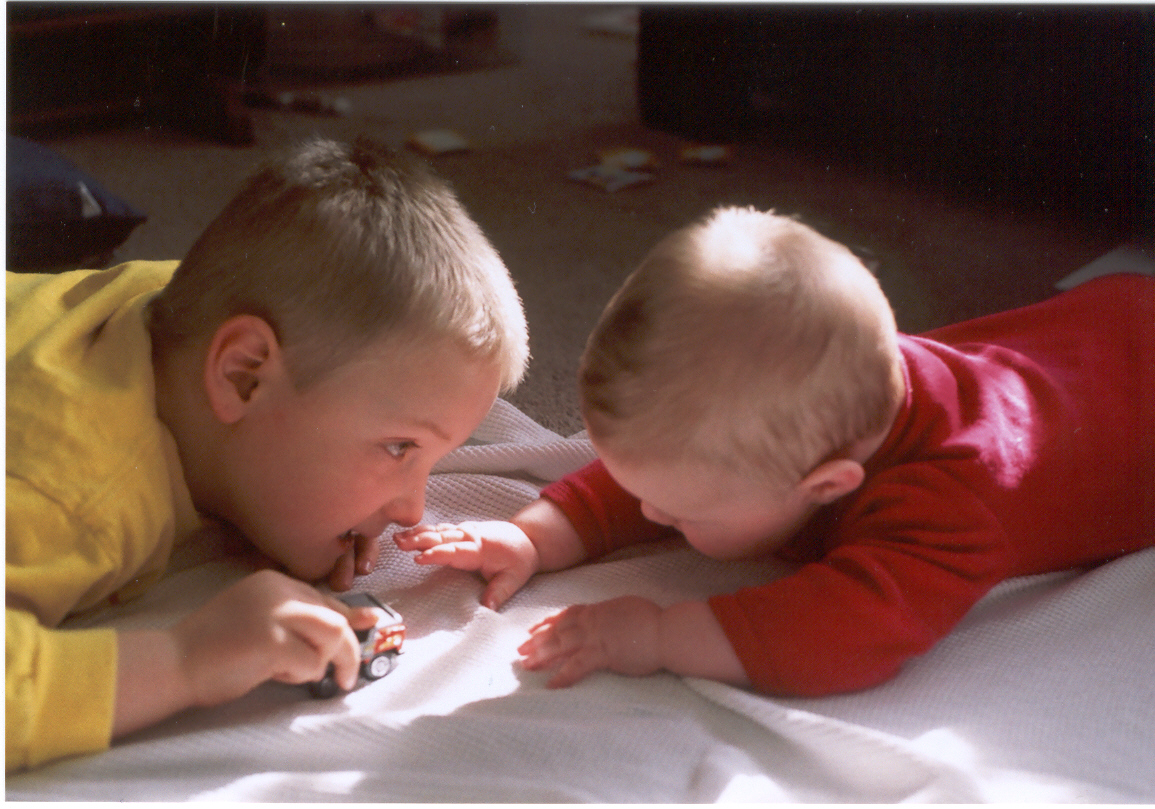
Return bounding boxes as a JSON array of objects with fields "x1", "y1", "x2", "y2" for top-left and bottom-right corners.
[
  {"x1": 325, "y1": 339, "x2": 499, "y2": 430},
  {"x1": 390, "y1": 414, "x2": 452, "y2": 442}
]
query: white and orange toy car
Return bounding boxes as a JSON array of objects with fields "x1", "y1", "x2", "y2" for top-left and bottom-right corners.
[{"x1": 308, "y1": 592, "x2": 405, "y2": 698}]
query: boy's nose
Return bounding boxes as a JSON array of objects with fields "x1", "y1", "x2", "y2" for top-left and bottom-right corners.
[
  {"x1": 354, "y1": 489, "x2": 426, "y2": 539},
  {"x1": 384, "y1": 488, "x2": 426, "y2": 530}
]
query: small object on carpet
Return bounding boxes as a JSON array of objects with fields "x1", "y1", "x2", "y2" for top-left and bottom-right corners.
[{"x1": 408, "y1": 129, "x2": 471, "y2": 156}]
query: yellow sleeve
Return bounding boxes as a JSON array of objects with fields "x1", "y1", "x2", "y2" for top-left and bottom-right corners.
[{"x1": 6, "y1": 609, "x2": 117, "y2": 772}]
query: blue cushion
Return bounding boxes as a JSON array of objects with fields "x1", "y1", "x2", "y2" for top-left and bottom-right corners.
[{"x1": 7, "y1": 136, "x2": 146, "y2": 270}]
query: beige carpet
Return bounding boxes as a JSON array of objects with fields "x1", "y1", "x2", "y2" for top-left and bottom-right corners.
[{"x1": 37, "y1": 4, "x2": 1135, "y2": 435}]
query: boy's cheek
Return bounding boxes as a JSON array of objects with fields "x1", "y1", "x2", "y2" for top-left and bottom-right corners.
[{"x1": 246, "y1": 532, "x2": 340, "y2": 584}]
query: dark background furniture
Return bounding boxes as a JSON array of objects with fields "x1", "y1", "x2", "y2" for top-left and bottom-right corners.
[
  {"x1": 8, "y1": 3, "x2": 266, "y2": 143},
  {"x1": 637, "y1": 5, "x2": 1154, "y2": 235}
]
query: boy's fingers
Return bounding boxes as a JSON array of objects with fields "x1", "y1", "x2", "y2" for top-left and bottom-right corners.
[
  {"x1": 275, "y1": 603, "x2": 361, "y2": 689},
  {"x1": 325, "y1": 547, "x2": 356, "y2": 592},
  {"x1": 347, "y1": 605, "x2": 384, "y2": 631},
  {"x1": 319, "y1": 592, "x2": 369, "y2": 623},
  {"x1": 353, "y1": 532, "x2": 379, "y2": 576}
]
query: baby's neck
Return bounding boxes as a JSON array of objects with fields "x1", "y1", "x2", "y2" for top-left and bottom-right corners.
[{"x1": 847, "y1": 382, "x2": 905, "y2": 466}]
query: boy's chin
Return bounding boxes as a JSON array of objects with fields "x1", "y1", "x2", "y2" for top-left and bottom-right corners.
[
  {"x1": 257, "y1": 549, "x2": 337, "y2": 584},
  {"x1": 292, "y1": 558, "x2": 342, "y2": 584}
]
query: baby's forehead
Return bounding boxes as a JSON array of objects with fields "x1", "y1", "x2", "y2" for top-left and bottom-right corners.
[{"x1": 600, "y1": 440, "x2": 785, "y2": 491}]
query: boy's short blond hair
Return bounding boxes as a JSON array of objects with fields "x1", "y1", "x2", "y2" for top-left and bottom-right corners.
[
  {"x1": 148, "y1": 136, "x2": 528, "y2": 391},
  {"x1": 580, "y1": 206, "x2": 903, "y2": 490}
]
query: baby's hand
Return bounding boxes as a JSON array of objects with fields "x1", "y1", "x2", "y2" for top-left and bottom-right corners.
[
  {"x1": 170, "y1": 570, "x2": 380, "y2": 707},
  {"x1": 518, "y1": 596, "x2": 664, "y2": 687},
  {"x1": 394, "y1": 521, "x2": 540, "y2": 610}
]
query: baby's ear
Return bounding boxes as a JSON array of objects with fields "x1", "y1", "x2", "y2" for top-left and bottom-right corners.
[
  {"x1": 203, "y1": 315, "x2": 282, "y2": 424},
  {"x1": 799, "y1": 459, "x2": 865, "y2": 506}
]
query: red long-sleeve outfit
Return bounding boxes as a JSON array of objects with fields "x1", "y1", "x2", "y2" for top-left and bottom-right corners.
[{"x1": 541, "y1": 274, "x2": 1154, "y2": 696}]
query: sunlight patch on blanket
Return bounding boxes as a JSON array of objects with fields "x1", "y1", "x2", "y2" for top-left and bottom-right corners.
[{"x1": 196, "y1": 770, "x2": 366, "y2": 800}]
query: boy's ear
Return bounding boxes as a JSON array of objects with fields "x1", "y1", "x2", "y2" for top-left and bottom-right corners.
[
  {"x1": 798, "y1": 458, "x2": 865, "y2": 506},
  {"x1": 203, "y1": 315, "x2": 283, "y2": 425}
]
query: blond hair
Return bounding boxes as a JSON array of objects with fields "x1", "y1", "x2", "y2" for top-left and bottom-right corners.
[
  {"x1": 148, "y1": 136, "x2": 528, "y2": 391},
  {"x1": 580, "y1": 206, "x2": 903, "y2": 489}
]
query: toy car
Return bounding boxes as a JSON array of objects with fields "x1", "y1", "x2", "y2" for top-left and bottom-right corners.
[{"x1": 308, "y1": 592, "x2": 405, "y2": 699}]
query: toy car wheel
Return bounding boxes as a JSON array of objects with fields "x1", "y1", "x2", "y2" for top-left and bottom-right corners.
[
  {"x1": 308, "y1": 667, "x2": 341, "y2": 699},
  {"x1": 364, "y1": 652, "x2": 396, "y2": 680}
]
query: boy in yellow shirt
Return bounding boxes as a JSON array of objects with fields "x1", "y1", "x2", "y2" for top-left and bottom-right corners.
[{"x1": 6, "y1": 136, "x2": 529, "y2": 771}]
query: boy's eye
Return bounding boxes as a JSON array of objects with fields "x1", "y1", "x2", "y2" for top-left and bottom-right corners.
[{"x1": 381, "y1": 441, "x2": 416, "y2": 459}]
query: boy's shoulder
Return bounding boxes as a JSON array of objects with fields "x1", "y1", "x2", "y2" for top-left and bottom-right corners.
[
  {"x1": 8, "y1": 260, "x2": 181, "y2": 486},
  {"x1": 7, "y1": 261, "x2": 179, "y2": 359},
  {"x1": 7, "y1": 260, "x2": 195, "y2": 602}
]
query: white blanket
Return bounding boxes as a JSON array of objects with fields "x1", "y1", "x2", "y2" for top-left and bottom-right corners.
[{"x1": 8, "y1": 399, "x2": 1154, "y2": 801}]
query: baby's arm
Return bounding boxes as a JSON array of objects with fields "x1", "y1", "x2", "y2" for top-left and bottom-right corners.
[
  {"x1": 519, "y1": 597, "x2": 749, "y2": 687},
  {"x1": 394, "y1": 497, "x2": 588, "y2": 610},
  {"x1": 112, "y1": 569, "x2": 379, "y2": 738}
]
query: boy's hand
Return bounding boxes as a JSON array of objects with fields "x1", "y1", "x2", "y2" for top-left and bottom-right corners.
[
  {"x1": 394, "y1": 521, "x2": 540, "y2": 610},
  {"x1": 325, "y1": 531, "x2": 381, "y2": 592},
  {"x1": 115, "y1": 569, "x2": 383, "y2": 738},
  {"x1": 170, "y1": 570, "x2": 378, "y2": 708},
  {"x1": 518, "y1": 596, "x2": 664, "y2": 687}
]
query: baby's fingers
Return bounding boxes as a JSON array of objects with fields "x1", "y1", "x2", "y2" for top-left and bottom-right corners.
[
  {"x1": 545, "y1": 650, "x2": 602, "y2": 689},
  {"x1": 518, "y1": 611, "x2": 603, "y2": 688},
  {"x1": 393, "y1": 525, "x2": 467, "y2": 551},
  {"x1": 518, "y1": 610, "x2": 580, "y2": 668},
  {"x1": 480, "y1": 567, "x2": 532, "y2": 611},
  {"x1": 412, "y1": 541, "x2": 484, "y2": 569}
]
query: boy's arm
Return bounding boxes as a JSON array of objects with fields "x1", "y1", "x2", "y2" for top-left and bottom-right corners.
[
  {"x1": 8, "y1": 569, "x2": 382, "y2": 771},
  {"x1": 519, "y1": 597, "x2": 749, "y2": 687},
  {"x1": 115, "y1": 569, "x2": 380, "y2": 737},
  {"x1": 113, "y1": 628, "x2": 193, "y2": 738},
  {"x1": 6, "y1": 609, "x2": 118, "y2": 772}
]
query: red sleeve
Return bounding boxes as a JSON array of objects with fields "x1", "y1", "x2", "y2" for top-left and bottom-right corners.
[
  {"x1": 540, "y1": 460, "x2": 675, "y2": 558},
  {"x1": 709, "y1": 462, "x2": 1013, "y2": 696}
]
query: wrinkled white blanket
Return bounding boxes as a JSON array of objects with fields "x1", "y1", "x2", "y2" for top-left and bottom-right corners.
[{"x1": 8, "y1": 399, "x2": 1154, "y2": 801}]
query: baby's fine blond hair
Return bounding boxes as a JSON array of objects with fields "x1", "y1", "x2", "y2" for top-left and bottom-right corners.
[
  {"x1": 580, "y1": 206, "x2": 903, "y2": 489},
  {"x1": 149, "y1": 136, "x2": 528, "y2": 392}
]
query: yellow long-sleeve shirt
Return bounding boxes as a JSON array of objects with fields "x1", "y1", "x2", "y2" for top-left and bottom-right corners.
[{"x1": 6, "y1": 262, "x2": 201, "y2": 771}]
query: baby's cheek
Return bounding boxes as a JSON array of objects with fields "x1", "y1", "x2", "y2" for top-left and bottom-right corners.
[
  {"x1": 685, "y1": 531, "x2": 759, "y2": 561},
  {"x1": 683, "y1": 532, "x2": 726, "y2": 558}
]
